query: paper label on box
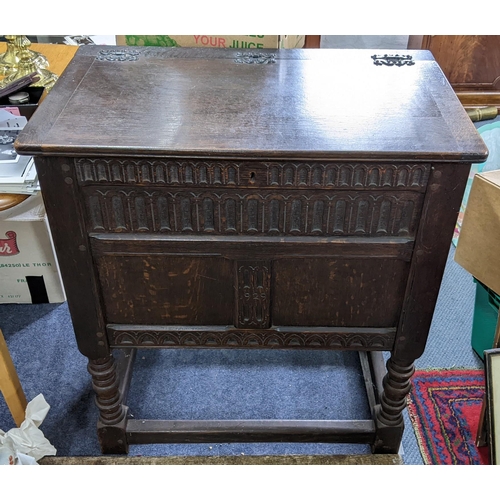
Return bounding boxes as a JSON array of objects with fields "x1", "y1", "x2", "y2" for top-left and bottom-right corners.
[
  {"x1": 0, "y1": 197, "x2": 66, "y2": 303},
  {"x1": 0, "y1": 231, "x2": 19, "y2": 256},
  {"x1": 121, "y1": 35, "x2": 282, "y2": 49}
]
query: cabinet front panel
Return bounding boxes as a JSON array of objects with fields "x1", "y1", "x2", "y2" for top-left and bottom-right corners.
[
  {"x1": 78, "y1": 158, "x2": 429, "y2": 238},
  {"x1": 273, "y1": 258, "x2": 410, "y2": 327},
  {"x1": 96, "y1": 255, "x2": 234, "y2": 325},
  {"x1": 93, "y1": 236, "x2": 410, "y2": 329}
]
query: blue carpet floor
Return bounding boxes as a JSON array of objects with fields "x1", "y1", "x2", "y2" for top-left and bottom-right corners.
[{"x1": 0, "y1": 244, "x2": 483, "y2": 463}]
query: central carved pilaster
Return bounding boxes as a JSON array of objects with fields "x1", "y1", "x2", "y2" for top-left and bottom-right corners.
[{"x1": 236, "y1": 261, "x2": 271, "y2": 328}]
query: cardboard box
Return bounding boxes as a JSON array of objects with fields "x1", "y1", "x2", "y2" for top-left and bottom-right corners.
[
  {"x1": 455, "y1": 169, "x2": 500, "y2": 296},
  {"x1": 0, "y1": 193, "x2": 66, "y2": 303},
  {"x1": 116, "y1": 35, "x2": 305, "y2": 49},
  {"x1": 452, "y1": 120, "x2": 500, "y2": 247}
]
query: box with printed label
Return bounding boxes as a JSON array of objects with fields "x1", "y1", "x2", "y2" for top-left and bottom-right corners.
[
  {"x1": 0, "y1": 193, "x2": 66, "y2": 303},
  {"x1": 115, "y1": 35, "x2": 305, "y2": 49}
]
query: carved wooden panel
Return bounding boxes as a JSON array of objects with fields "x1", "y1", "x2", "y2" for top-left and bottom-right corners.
[
  {"x1": 95, "y1": 255, "x2": 234, "y2": 325},
  {"x1": 83, "y1": 187, "x2": 423, "y2": 237},
  {"x1": 236, "y1": 261, "x2": 271, "y2": 328},
  {"x1": 92, "y1": 235, "x2": 410, "y2": 330},
  {"x1": 76, "y1": 158, "x2": 430, "y2": 191},
  {"x1": 264, "y1": 162, "x2": 429, "y2": 190},
  {"x1": 273, "y1": 258, "x2": 410, "y2": 327},
  {"x1": 77, "y1": 158, "x2": 242, "y2": 187},
  {"x1": 107, "y1": 326, "x2": 396, "y2": 350}
]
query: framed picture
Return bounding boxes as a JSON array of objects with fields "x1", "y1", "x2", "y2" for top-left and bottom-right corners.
[
  {"x1": 484, "y1": 348, "x2": 500, "y2": 464},
  {"x1": 476, "y1": 311, "x2": 500, "y2": 448}
]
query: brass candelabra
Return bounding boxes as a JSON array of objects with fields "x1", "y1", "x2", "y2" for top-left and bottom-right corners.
[{"x1": 0, "y1": 35, "x2": 58, "y2": 91}]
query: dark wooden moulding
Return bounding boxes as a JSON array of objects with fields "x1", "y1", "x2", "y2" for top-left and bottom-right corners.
[{"x1": 15, "y1": 46, "x2": 488, "y2": 455}]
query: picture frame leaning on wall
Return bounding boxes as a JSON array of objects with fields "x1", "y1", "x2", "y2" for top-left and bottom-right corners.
[
  {"x1": 476, "y1": 310, "x2": 500, "y2": 448},
  {"x1": 484, "y1": 348, "x2": 500, "y2": 464}
]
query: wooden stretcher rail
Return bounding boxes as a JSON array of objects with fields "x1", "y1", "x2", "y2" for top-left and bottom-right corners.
[{"x1": 126, "y1": 419, "x2": 376, "y2": 445}]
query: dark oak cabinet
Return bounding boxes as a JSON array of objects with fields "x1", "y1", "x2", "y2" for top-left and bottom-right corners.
[{"x1": 15, "y1": 47, "x2": 487, "y2": 454}]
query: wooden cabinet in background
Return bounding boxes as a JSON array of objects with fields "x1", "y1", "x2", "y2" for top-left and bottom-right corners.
[
  {"x1": 408, "y1": 35, "x2": 500, "y2": 109},
  {"x1": 304, "y1": 35, "x2": 321, "y2": 48}
]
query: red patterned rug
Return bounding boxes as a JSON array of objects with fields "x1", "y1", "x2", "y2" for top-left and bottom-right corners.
[{"x1": 406, "y1": 368, "x2": 490, "y2": 465}]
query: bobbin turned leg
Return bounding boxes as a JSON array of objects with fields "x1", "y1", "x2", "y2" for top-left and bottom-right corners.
[
  {"x1": 88, "y1": 355, "x2": 128, "y2": 454},
  {"x1": 373, "y1": 356, "x2": 415, "y2": 454}
]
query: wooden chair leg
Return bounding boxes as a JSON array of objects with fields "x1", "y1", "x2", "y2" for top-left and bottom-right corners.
[{"x1": 0, "y1": 329, "x2": 28, "y2": 427}]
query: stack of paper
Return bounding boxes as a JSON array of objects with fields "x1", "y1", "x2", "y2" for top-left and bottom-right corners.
[{"x1": 0, "y1": 109, "x2": 40, "y2": 195}]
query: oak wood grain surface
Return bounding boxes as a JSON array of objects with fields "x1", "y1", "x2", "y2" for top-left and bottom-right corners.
[{"x1": 16, "y1": 47, "x2": 487, "y2": 161}]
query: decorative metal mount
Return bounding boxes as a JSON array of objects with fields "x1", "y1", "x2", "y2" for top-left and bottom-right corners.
[
  {"x1": 234, "y1": 52, "x2": 276, "y2": 64},
  {"x1": 371, "y1": 54, "x2": 414, "y2": 67},
  {"x1": 97, "y1": 50, "x2": 140, "y2": 62}
]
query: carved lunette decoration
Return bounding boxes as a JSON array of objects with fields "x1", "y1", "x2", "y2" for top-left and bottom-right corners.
[
  {"x1": 107, "y1": 327, "x2": 395, "y2": 350},
  {"x1": 75, "y1": 158, "x2": 431, "y2": 190},
  {"x1": 84, "y1": 187, "x2": 422, "y2": 237}
]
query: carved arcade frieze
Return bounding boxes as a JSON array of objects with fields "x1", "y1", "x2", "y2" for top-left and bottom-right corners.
[
  {"x1": 84, "y1": 187, "x2": 423, "y2": 237},
  {"x1": 75, "y1": 158, "x2": 430, "y2": 190}
]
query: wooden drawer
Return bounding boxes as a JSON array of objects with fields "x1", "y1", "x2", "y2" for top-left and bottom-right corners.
[
  {"x1": 77, "y1": 158, "x2": 430, "y2": 238},
  {"x1": 76, "y1": 158, "x2": 431, "y2": 190}
]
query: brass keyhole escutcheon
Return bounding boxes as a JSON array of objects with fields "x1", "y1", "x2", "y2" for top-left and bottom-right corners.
[{"x1": 249, "y1": 171, "x2": 256, "y2": 184}]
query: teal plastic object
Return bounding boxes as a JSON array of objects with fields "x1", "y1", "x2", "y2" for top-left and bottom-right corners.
[{"x1": 472, "y1": 279, "x2": 500, "y2": 360}]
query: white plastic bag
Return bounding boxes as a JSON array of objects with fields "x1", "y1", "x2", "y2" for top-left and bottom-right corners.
[{"x1": 0, "y1": 394, "x2": 57, "y2": 465}]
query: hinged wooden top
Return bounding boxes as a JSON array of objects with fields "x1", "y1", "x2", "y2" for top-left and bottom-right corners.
[{"x1": 15, "y1": 47, "x2": 488, "y2": 162}]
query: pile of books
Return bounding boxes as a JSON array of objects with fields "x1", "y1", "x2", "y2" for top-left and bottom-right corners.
[{"x1": 0, "y1": 109, "x2": 39, "y2": 195}]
